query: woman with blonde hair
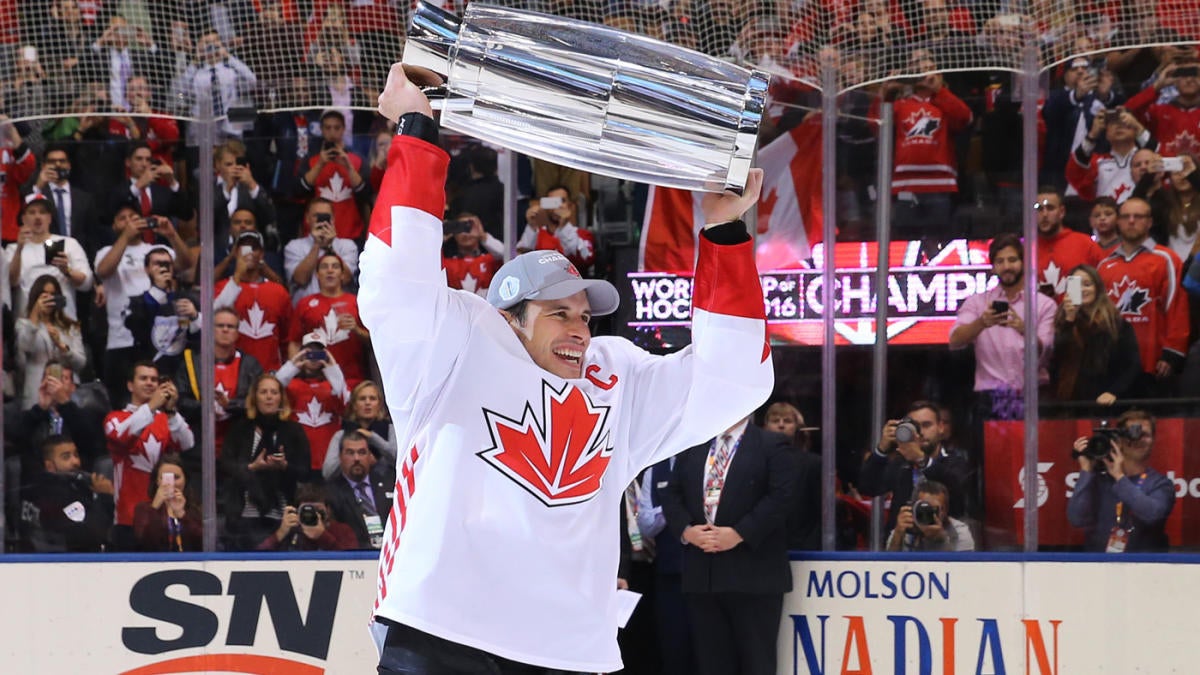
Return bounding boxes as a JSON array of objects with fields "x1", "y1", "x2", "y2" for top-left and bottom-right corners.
[
  {"x1": 220, "y1": 372, "x2": 311, "y2": 549},
  {"x1": 321, "y1": 379, "x2": 397, "y2": 479},
  {"x1": 1050, "y1": 265, "x2": 1142, "y2": 404}
]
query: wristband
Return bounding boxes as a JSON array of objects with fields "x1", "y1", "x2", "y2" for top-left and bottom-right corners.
[{"x1": 396, "y1": 112, "x2": 440, "y2": 146}]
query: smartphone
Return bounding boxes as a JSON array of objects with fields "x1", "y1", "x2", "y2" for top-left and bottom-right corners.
[
  {"x1": 307, "y1": 349, "x2": 328, "y2": 361},
  {"x1": 1162, "y1": 157, "x2": 1185, "y2": 173},
  {"x1": 315, "y1": 212, "x2": 333, "y2": 225},
  {"x1": 21, "y1": 45, "x2": 36, "y2": 63},
  {"x1": 539, "y1": 196, "x2": 564, "y2": 210},
  {"x1": 235, "y1": 156, "x2": 249, "y2": 167},
  {"x1": 50, "y1": 294, "x2": 67, "y2": 310},
  {"x1": 43, "y1": 239, "x2": 65, "y2": 264},
  {"x1": 1066, "y1": 275, "x2": 1083, "y2": 306},
  {"x1": 442, "y1": 219, "x2": 472, "y2": 236},
  {"x1": 161, "y1": 472, "x2": 175, "y2": 488},
  {"x1": 45, "y1": 363, "x2": 63, "y2": 381},
  {"x1": 991, "y1": 300, "x2": 1010, "y2": 315},
  {"x1": 239, "y1": 245, "x2": 254, "y2": 256},
  {"x1": 322, "y1": 140, "x2": 335, "y2": 151},
  {"x1": 1175, "y1": 65, "x2": 1199, "y2": 79}
]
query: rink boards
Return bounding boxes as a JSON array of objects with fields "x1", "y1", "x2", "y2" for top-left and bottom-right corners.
[{"x1": 0, "y1": 552, "x2": 1195, "y2": 673}]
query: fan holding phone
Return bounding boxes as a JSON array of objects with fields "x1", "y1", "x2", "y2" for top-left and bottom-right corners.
[
  {"x1": 516, "y1": 186, "x2": 597, "y2": 274},
  {"x1": 4, "y1": 198, "x2": 93, "y2": 322},
  {"x1": 1051, "y1": 265, "x2": 1142, "y2": 405},
  {"x1": 949, "y1": 234, "x2": 1058, "y2": 416}
]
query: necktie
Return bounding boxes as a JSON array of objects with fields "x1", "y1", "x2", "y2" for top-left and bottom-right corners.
[
  {"x1": 356, "y1": 482, "x2": 377, "y2": 517},
  {"x1": 53, "y1": 187, "x2": 67, "y2": 235},
  {"x1": 703, "y1": 434, "x2": 733, "y2": 524},
  {"x1": 140, "y1": 186, "x2": 152, "y2": 216},
  {"x1": 209, "y1": 66, "x2": 225, "y2": 118}
]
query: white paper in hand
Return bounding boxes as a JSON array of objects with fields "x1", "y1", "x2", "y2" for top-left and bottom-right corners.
[{"x1": 615, "y1": 589, "x2": 642, "y2": 629}]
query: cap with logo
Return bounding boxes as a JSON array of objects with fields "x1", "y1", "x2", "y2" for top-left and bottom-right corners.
[
  {"x1": 302, "y1": 331, "x2": 327, "y2": 349},
  {"x1": 236, "y1": 230, "x2": 264, "y2": 248},
  {"x1": 486, "y1": 250, "x2": 619, "y2": 316}
]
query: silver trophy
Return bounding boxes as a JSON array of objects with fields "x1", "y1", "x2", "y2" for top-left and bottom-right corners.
[{"x1": 404, "y1": 1, "x2": 769, "y2": 193}]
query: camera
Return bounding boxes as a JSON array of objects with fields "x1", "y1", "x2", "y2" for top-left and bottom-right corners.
[
  {"x1": 1073, "y1": 420, "x2": 1145, "y2": 463},
  {"x1": 298, "y1": 504, "x2": 322, "y2": 527},
  {"x1": 912, "y1": 499, "x2": 940, "y2": 527},
  {"x1": 54, "y1": 167, "x2": 69, "y2": 181},
  {"x1": 49, "y1": 294, "x2": 67, "y2": 310},
  {"x1": 894, "y1": 417, "x2": 920, "y2": 444},
  {"x1": 306, "y1": 349, "x2": 328, "y2": 362}
]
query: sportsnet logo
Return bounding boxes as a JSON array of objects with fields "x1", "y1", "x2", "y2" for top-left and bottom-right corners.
[
  {"x1": 479, "y1": 381, "x2": 614, "y2": 507},
  {"x1": 1110, "y1": 276, "x2": 1151, "y2": 316}
]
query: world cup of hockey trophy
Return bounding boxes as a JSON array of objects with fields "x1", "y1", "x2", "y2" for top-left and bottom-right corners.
[{"x1": 403, "y1": 1, "x2": 770, "y2": 193}]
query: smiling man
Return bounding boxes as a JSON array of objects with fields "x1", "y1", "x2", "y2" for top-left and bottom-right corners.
[{"x1": 359, "y1": 63, "x2": 774, "y2": 674}]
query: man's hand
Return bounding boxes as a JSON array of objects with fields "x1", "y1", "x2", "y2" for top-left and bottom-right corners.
[
  {"x1": 704, "y1": 526, "x2": 743, "y2": 552},
  {"x1": 1005, "y1": 311, "x2": 1025, "y2": 335},
  {"x1": 700, "y1": 168, "x2": 763, "y2": 226},
  {"x1": 276, "y1": 506, "x2": 300, "y2": 541},
  {"x1": 312, "y1": 221, "x2": 335, "y2": 247},
  {"x1": 978, "y1": 306, "x2": 1005, "y2": 328},
  {"x1": 1096, "y1": 392, "x2": 1117, "y2": 406},
  {"x1": 94, "y1": 284, "x2": 106, "y2": 308},
  {"x1": 616, "y1": 578, "x2": 629, "y2": 590},
  {"x1": 1104, "y1": 441, "x2": 1126, "y2": 481},
  {"x1": 878, "y1": 419, "x2": 899, "y2": 452},
  {"x1": 337, "y1": 313, "x2": 357, "y2": 332},
  {"x1": 1155, "y1": 359, "x2": 1172, "y2": 378},
  {"x1": 682, "y1": 524, "x2": 713, "y2": 547},
  {"x1": 1074, "y1": 71, "x2": 1097, "y2": 98},
  {"x1": 1073, "y1": 437, "x2": 1094, "y2": 472},
  {"x1": 36, "y1": 164, "x2": 57, "y2": 189},
  {"x1": 895, "y1": 505, "x2": 915, "y2": 533},
  {"x1": 90, "y1": 474, "x2": 114, "y2": 496},
  {"x1": 524, "y1": 204, "x2": 552, "y2": 231},
  {"x1": 1088, "y1": 110, "x2": 1107, "y2": 140},
  {"x1": 1061, "y1": 296, "x2": 1078, "y2": 322},
  {"x1": 377, "y1": 62, "x2": 435, "y2": 122},
  {"x1": 148, "y1": 384, "x2": 171, "y2": 411}
]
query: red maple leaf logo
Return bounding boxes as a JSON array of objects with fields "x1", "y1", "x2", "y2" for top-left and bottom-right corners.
[{"x1": 479, "y1": 381, "x2": 614, "y2": 506}]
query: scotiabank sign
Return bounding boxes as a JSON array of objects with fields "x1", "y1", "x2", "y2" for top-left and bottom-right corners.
[
  {"x1": 626, "y1": 239, "x2": 995, "y2": 346},
  {"x1": 0, "y1": 558, "x2": 379, "y2": 673}
]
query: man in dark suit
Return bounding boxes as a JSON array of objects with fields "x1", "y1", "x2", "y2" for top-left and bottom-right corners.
[
  {"x1": 325, "y1": 431, "x2": 394, "y2": 549},
  {"x1": 661, "y1": 417, "x2": 795, "y2": 675},
  {"x1": 212, "y1": 140, "x2": 277, "y2": 251},
  {"x1": 637, "y1": 457, "x2": 696, "y2": 675},
  {"x1": 26, "y1": 144, "x2": 104, "y2": 254},
  {"x1": 857, "y1": 400, "x2": 970, "y2": 541},
  {"x1": 109, "y1": 142, "x2": 190, "y2": 224}
]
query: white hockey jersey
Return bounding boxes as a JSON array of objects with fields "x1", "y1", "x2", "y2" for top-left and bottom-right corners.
[{"x1": 359, "y1": 134, "x2": 774, "y2": 672}]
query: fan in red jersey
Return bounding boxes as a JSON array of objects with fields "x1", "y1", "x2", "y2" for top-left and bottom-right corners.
[
  {"x1": 104, "y1": 361, "x2": 195, "y2": 551},
  {"x1": 441, "y1": 214, "x2": 500, "y2": 297},
  {"x1": 277, "y1": 332, "x2": 348, "y2": 475},
  {"x1": 288, "y1": 251, "x2": 369, "y2": 387},
  {"x1": 214, "y1": 231, "x2": 293, "y2": 371}
]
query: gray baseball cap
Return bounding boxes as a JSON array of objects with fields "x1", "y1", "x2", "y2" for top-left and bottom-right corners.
[{"x1": 487, "y1": 250, "x2": 619, "y2": 316}]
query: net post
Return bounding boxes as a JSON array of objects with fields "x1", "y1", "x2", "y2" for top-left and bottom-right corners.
[
  {"x1": 1021, "y1": 45, "x2": 1041, "y2": 553},
  {"x1": 820, "y1": 60, "x2": 839, "y2": 551},
  {"x1": 869, "y1": 103, "x2": 894, "y2": 552},
  {"x1": 197, "y1": 91, "x2": 218, "y2": 554}
]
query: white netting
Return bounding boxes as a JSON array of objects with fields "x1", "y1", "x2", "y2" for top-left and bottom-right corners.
[{"x1": 3, "y1": 1, "x2": 1197, "y2": 126}]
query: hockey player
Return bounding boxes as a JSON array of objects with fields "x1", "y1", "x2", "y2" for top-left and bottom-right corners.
[{"x1": 361, "y1": 64, "x2": 774, "y2": 674}]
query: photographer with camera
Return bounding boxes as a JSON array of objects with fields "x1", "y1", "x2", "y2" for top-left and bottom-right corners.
[
  {"x1": 441, "y1": 213, "x2": 501, "y2": 298},
  {"x1": 516, "y1": 185, "x2": 596, "y2": 275},
  {"x1": 886, "y1": 480, "x2": 975, "y2": 552},
  {"x1": 277, "y1": 333, "x2": 348, "y2": 476},
  {"x1": 257, "y1": 484, "x2": 356, "y2": 551},
  {"x1": 284, "y1": 197, "x2": 359, "y2": 302},
  {"x1": 1067, "y1": 409, "x2": 1175, "y2": 553},
  {"x1": 858, "y1": 401, "x2": 969, "y2": 539}
]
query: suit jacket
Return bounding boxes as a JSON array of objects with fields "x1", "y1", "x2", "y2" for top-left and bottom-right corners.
[
  {"x1": 661, "y1": 425, "x2": 795, "y2": 595},
  {"x1": 325, "y1": 465, "x2": 395, "y2": 549},
  {"x1": 26, "y1": 183, "x2": 103, "y2": 256},
  {"x1": 109, "y1": 180, "x2": 191, "y2": 223},
  {"x1": 857, "y1": 447, "x2": 969, "y2": 534},
  {"x1": 213, "y1": 181, "x2": 278, "y2": 248}
]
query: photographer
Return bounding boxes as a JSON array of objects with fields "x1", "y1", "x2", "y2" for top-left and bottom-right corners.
[
  {"x1": 1067, "y1": 410, "x2": 1175, "y2": 553},
  {"x1": 886, "y1": 480, "x2": 975, "y2": 552},
  {"x1": 257, "y1": 484, "x2": 356, "y2": 551},
  {"x1": 857, "y1": 401, "x2": 969, "y2": 537},
  {"x1": 516, "y1": 186, "x2": 596, "y2": 275}
]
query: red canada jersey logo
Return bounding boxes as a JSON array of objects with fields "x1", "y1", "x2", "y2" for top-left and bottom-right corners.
[{"x1": 479, "y1": 381, "x2": 614, "y2": 507}]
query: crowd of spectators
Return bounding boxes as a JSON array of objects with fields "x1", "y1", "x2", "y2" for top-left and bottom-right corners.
[{"x1": 0, "y1": 1, "x2": 1196, "y2": 559}]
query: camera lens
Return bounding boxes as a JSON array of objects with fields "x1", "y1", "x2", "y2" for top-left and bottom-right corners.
[
  {"x1": 298, "y1": 504, "x2": 320, "y2": 527},
  {"x1": 895, "y1": 418, "x2": 919, "y2": 444}
]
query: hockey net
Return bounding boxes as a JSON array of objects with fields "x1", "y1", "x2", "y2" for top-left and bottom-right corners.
[{"x1": 3, "y1": 1, "x2": 1197, "y2": 127}]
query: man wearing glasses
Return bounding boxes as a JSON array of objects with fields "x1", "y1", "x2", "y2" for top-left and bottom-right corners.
[
  {"x1": 1067, "y1": 409, "x2": 1174, "y2": 553},
  {"x1": 1097, "y1": 197, "x2": 1188, "y2": 396},
  {"x1": 1033, "y1": 188, "x2": 1103, "y2": 297}
]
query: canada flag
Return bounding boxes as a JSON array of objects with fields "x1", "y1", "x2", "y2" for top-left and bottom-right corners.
[{"x1": 638, "y1": 117, "x2": 823, "y2": 272}]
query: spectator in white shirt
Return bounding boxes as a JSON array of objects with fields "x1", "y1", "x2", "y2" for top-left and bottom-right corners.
[
  {"x1": 182, "y1": 31, "x2": 257, "y2": 140},
  {"x1": 283, "y1": 197, "x2": 359, "y2": 303},
  {"x1": 4, "y1": 198, "x2": 93, "y2": 321}
]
